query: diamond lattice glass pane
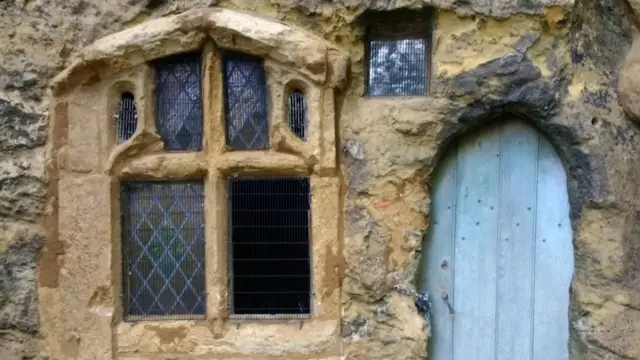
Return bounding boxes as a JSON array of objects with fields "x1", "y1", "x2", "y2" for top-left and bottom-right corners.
[
  {"x1": 121, "y1": 181, "x2": 205, "y2": 320},
  {"x1": 223, "y1": 53, "x2": 269, "y2": 150},
  {"x1": 154, "y1": 53, "x2": 203, "y2": 151},
  {"x1": 368, "y1": 37, "x2": 427, "y2": 97}
]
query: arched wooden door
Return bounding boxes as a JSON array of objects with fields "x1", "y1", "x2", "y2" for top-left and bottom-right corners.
[{"x1": 420, "y1": 121, "x2": 574, "y2": 360}]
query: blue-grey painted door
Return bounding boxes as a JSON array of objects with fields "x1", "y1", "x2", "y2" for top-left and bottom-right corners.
[{"x1": 420, "y1": 121, "x2": 574, "y2": 360}]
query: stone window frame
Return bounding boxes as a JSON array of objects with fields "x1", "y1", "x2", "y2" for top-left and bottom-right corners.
[
  {"x1": 362, "y1": 7, "x2": 436, "y2": 97},
  {"x1": 46, "y1": 8, "x2": 348, "y2": 358}
]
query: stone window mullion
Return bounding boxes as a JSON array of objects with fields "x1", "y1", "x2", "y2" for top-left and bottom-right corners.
[
  {"x1": 203, "y1": 168, "x2": 226, "y2": 323},
  {"x1": 201, "y1": 41, "x2": 228, "y2": 324},
  {"x1": 202, "y1": 41, "x2": 226, "y2": 155}
]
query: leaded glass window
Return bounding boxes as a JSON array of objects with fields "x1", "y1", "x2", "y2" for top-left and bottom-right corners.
[
  {"x1": 223, "y1": 52, "x2": 269, "y2": 150},
  {"x1": 154, "y1": 53, "x2": 203, "y2": 151},
  {"x1": 121, "y1": 181, "x2": 206, "y2": 320}
]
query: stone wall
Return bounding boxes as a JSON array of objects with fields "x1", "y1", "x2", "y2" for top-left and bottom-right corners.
[{"x1": 1, "y1": 0, "x2": 640, "y2": 359}]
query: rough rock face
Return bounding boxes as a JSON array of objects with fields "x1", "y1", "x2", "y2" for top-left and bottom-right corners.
[
  {"x1": 0, "y1": 230, "x2": 42, "y2": 359},
  {"x1": 2, "y1": 0, "x2": 640, "y2": 359},
  {"x1": 619, "y1": 34, "x2": 640, "y2": 124}
]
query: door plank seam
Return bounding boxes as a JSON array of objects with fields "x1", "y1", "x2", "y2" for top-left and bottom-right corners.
[
  {"x1": 493, "y1": 126, "x2": 504, "y2": 360},
  {"x1": 450, "y1": 140, "x2": 460, "y2": 360},
  {"x1": 530, "y1": 132, "x2": 540, "y2": 360}
]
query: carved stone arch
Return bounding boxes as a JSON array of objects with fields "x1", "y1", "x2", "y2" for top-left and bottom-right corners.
[
  {"x1": 420, "y1": 52, "x2": 635, "y2": 358},
  {"x1": 431, "y1": 110, "x2": 595, "y2": 221},
  {"x1": 49, "y1": 6, "x2": 349, "y2": 177},
  {"x1": 51, "y1": 7, "x2": 349, "y2": 96}
]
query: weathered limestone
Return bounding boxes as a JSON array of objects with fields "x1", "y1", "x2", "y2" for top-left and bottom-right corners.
[
  {"x1": 50, "y1": 7, "x2": 349, "y2": 96},
  {"x1": 52, "y1": 173, "x2": 114, "y2": 359},
  {"x1": 116, "y1": 319, "x2": 340, "y2": 356},
  {"x1": 619, "y1": 34, "x2": 640, "y2": 124}
]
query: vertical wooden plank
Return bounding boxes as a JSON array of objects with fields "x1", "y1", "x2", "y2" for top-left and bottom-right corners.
[
  {"x1": 423, "y1": 121, "x2": 572, "y2": 360},
  {"x1": 495, "y1": 122, "x2": 539, "y2": 360},
  {"x1": 533, "y1": 135, "x2": 573, "y2": 360},
  {"x1": 422, "y1": 146, "x2": 458, "y2": 360},
  {"x1": 452, "y1": 124, "x2": 501, "y2": 360}
]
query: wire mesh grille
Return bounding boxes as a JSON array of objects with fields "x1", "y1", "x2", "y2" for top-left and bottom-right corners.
[
  {"x1": 121, "y1": 181, "x2": 206, "y2": 321},
  {"x1": 116, "y1": 92, "x2": 137, "y2": 143},
  {"x1": 154, "y1": 53, "x2": 203, "y2": 151},
  {"x1": 228, "y1": 177, "x2": 311, "y2": 317},
  {"x1": 366, "y1": 19, "x2": 430, "y2": 97},
  {"x1": 368, "y1": 37, "x2": 427, "y2": 96},
  {"x1": 287, "y1": 90, "x2": 308, "y2": 141},
  {"x1": 223, "y1": 52, "x2": 269, "y2": 150}
]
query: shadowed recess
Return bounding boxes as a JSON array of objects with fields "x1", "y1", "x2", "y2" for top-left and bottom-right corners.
[
  {"x1": 116, "y1": 92, "x2": 137, "y2": 143},
  {"x1": 228, "y1": 177, "x2": 311, "y2": 318},
  {"x1": 287, "y1": 90, "x2": 308, "y2": 141}
]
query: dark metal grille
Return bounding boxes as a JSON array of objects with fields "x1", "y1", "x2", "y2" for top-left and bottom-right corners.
[
  {"x1": 287, "y1": 90, "x2": 308, "y2": 141},
  {"x1": 366, "y1": 20, "x2": 430, "y2": 97},
  {"x1": 116, "y1": 92, "x2": 137, "y2": 143},
  {"x1": 154, "y1": 53, "x2": 203, "y2": 151},
  {"x1": 121, "y1": 181, "x2": 206, "y2": 321},
  {"x1": 223, "y1": 52, "x2": 269, "y2": 150},
  {"x1": 228, "y1": 177, "x2": 311, "y2": 318}
]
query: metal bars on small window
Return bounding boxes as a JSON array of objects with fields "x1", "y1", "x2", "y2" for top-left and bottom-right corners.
[
  {"x1": 287, "y1": 90, "x2": 308, "y2": 141},
  {"x1": 121, "y1": 181, "x2": 206, "y2": 321},
  {"x1": 223, "y1": 52, "x2": 269, "y2": 150},
  {"x1": 228, "y1": 177, "x2": 311, "y2": 319},
  {"x1": 116, "y1": 92, "x2": 137, "y2": 143},
  {"x1": 154, "y1": 53, "x2": 203, "y2": 151},
  {"x1": 366, "y1": 17, "x2": 431, "y2": 97}
]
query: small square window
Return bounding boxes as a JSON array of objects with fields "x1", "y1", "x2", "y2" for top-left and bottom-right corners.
[
  {"x1": 153, "y1": 53, "x2": 204, "y2": 151},
  {"x1": 223, "y1": 52, "x2": 269, "y2": 150},
  {"x1": 121, "y1": 181, "x2": 205, "y2": 321},
  {"x1": 228, "y1": 177, "x2": 311, "y2": 318},
  {"x1": 365, "y1": 13, "x2": 432, "y2": 97}
]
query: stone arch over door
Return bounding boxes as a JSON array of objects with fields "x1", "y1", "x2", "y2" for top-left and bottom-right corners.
[{"x1": 420, "y1": 119, "x2": 574, "y2": 359}]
